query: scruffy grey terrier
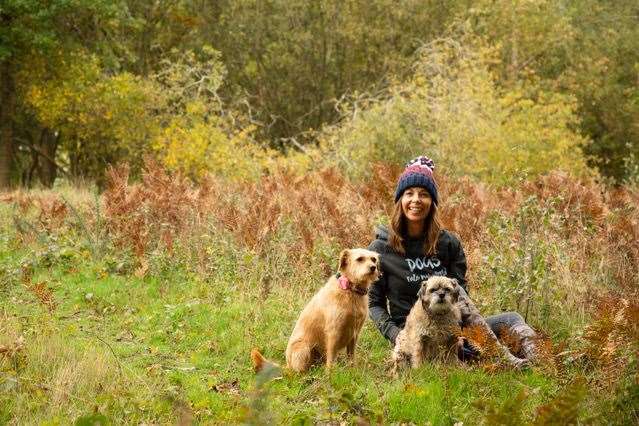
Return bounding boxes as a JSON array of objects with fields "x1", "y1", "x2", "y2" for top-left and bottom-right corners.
[{"x1": 392, "y1": 276, "x2": 462, "y2": 373}]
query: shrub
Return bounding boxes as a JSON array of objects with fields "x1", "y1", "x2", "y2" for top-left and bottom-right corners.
[{"x1": 319, "y1": 34, "x2": 592, "y2": 185}]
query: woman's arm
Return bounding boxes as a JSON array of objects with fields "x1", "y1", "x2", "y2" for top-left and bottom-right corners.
[
  {"x1": 368, "y1": 273, "x2": 401, "y2": 344},
  {"x1": 447, "y1": 233, "x2": 468, "y2": 293},
  {"x1": 368, "y1": 239, "x2": 401, "y2": 344}
]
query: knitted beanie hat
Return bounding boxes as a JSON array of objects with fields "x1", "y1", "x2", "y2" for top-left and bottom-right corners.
[{"x1": 394, "y1": 156, "x2": 438, "y2": 205}]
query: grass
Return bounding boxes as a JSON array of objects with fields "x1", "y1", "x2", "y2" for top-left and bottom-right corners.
[
  {"x1": 0, "y1": 242, "x2": 587, "y2": 425},
  {"x1": 1, "y1": 170, "x2": 637, "y2": 424}
]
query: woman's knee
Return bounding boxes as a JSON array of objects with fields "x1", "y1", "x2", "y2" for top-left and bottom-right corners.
[
  {"x1": 485, "y1": 312, "x2": 526, "y2": 333},
  {"x1": 487, "y1": 312, "x2": 537, "y2": 340}
]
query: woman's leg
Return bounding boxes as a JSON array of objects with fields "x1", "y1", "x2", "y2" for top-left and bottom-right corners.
[
  {"x1": 485, "y1": 312, "x2": 537, "y2": 361},
  {"x1": 457, "y1": 288, "x2": 526, "y2": 367}
]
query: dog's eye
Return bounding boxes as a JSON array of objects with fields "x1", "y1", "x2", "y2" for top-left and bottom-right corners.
[
  {"x1": 429, "y1": 288, "x2": 437, "y2": 293},
  {"x1": 356, "y1": 257, "x2": 364, "y2": 262}
]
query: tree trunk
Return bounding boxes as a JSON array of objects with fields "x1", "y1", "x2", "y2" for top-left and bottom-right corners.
[
  {"x1": 0, "y1": 61, "x2": 15, "y2": 190},
  {"x1": 36, "y1": 128, "x2": 58, "y2": 187}
]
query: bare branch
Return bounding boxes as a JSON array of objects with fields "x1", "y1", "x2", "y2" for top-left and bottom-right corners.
[{"x1": 15, "y1": 138, "x2": 70, "y2": 178}]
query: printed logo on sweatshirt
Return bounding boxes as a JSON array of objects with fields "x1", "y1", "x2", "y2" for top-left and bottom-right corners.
[
  {"x1": 404, "y1": 256, "x2": 447, "y2": 284},
  {"x1": 405, "y1": 257, "x2": 441, "y2": 272}
]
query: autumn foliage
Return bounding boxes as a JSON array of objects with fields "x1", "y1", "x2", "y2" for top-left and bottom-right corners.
[{"x1": 2, "y1": 160, "x2": 638, "y2": 422}]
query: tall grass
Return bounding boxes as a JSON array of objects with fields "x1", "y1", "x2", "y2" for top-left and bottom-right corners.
[{"x1": 1, "y1": 162, "x2": 637, "y2": 423}]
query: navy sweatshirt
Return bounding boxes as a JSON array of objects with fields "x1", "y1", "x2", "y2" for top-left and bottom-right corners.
[{"x1": 367, "y1": 225, "x2": 468, "y2": 344}]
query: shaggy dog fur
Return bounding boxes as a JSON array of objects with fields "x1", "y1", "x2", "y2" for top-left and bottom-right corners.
[
  {"x1": 252, "y1": 248, "x2": 380, "y2": 373},
  {"x1": 392, "y1": 276, "x2": 462, "y2": 372}
]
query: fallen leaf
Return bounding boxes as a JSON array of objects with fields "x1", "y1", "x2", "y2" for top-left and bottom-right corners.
[{"x1": 211, "y1": 379, "x2": 240, "y2": 396}]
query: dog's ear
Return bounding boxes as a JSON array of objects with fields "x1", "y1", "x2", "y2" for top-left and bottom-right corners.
[
  {"x1": 450, "y1": 278, "x2": 460, "y2": 303},
  {"x1": 338, "y1": 249, "x2": 350, "y2": 272},
  {"x1": 417, "y1": 280, "x2": 428, "y2": 298}
]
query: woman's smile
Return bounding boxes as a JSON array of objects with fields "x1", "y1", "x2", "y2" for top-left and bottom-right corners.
[{"x1": 401, "y1": 187, "x2": 432, "y2": 223}]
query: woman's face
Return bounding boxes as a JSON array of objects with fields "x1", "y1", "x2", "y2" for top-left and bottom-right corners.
[{"x1": 401, "y1": 186, "x2": 432, "y2": 224}]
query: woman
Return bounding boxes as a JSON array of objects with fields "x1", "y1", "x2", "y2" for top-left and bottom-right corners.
[{"x1": 368, "y1": 156, "x2": 537, "y2": 364}]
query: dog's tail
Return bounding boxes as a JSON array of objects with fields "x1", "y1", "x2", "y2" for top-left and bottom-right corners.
[{"x1": 250, "y1": 348, "x2": 282, "y2": 376}]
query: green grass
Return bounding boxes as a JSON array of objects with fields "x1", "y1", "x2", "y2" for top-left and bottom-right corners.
[
  {"x1": 0, "y1": 244, "x2": 586, "y2": 426},
  {"x1": 0, "y1": 199, "x2": 628, "y2": 425}
]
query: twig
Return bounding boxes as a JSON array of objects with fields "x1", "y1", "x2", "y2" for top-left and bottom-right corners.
[
  {"x1": 280, "y1": 137, "x2": 308, "y2": 153},
  {"x1": 15, "y1": 137, "x2": 70, "y2": 178},
  {"x1": 83, "y1": 332, "x2": 124, "y2": 377}
]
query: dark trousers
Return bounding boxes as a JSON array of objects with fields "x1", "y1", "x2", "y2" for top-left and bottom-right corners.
[
  {"x1": 486, "y1": 311, "x2": 537, "y2": 341},
  {"x1": 459, "y1": 287, "x2": 538, "y2": 361}
]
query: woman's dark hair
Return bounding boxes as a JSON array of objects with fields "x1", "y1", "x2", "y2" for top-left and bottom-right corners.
[{"x1": 389, "y1": 198, "x2": 441, "y2": 256}]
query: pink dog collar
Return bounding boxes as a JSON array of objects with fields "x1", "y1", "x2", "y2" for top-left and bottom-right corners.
[{"x1": 335, "y1": 273, "x2": 368, "y2": 296}]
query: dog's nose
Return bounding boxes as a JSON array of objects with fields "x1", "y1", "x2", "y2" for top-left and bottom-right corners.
[{"x1": 370, "y1": 265, "x2": 377, "y2": 272}]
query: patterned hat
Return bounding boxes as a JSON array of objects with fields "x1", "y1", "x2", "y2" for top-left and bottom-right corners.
[{"x1": 394, "y1": 156, "x2": 438, "y2": 205}]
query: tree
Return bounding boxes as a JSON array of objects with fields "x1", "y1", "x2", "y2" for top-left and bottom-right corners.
[
  {"x1": 0, "y1": 57, "x2": 14, "y2": 189},
  {"x1": 563, "y1": 0, "x2": 639, "y2": 181},
  {"x1": 0, "y1": 0, "x2": 122, "y2": 188},
  {"x1": 189, "y1": 0, "x2": 471, "y2": 145},
  {"x1": 319, "y1": 35, "x2": 592, "y2": 184},
  {"x1": 22, "y1": 51, "x2": 163, "y2": 187},
  {"x1": 465, "y1": 0, "x2": 639, "y2": 181}
]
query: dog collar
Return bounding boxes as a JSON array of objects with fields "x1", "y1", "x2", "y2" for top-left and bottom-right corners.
[{"x1": 335, "y1": 273, "x2": 368, "y2": 296}]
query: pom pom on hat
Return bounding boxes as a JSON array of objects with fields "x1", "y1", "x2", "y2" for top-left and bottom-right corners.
[
  {"x1": 394, "y1": 155, "x2": 438, "y2": 204},
  {"x1": 407, "y1": 156, "x2": 435, "y2": 171}
]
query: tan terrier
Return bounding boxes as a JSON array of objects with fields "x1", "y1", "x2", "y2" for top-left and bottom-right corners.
[
  {"x1": 252, "y1": 248, "x2": 380, "y2": 373},
  {"x1": 392, "y1": 276, "x2": 462, "y2": 373}
]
